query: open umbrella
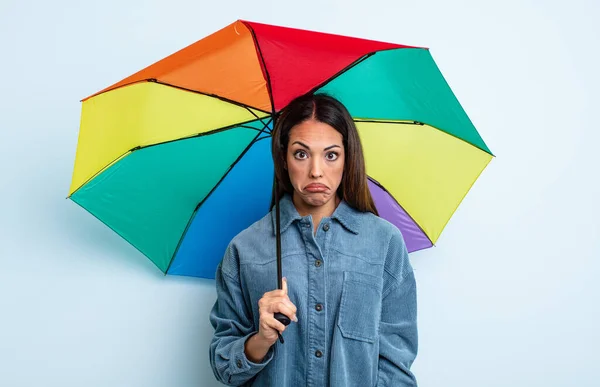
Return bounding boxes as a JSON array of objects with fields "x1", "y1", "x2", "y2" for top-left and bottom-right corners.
[{"x1": 69, "y1": 20, "x2": 493, "y2": 282}]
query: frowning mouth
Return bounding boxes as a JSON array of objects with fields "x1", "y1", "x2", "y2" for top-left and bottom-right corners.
[{"x1": 304, "y1": 183, "x2": 328, "y2": 193}]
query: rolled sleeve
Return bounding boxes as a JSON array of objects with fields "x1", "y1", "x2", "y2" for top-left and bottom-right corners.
[
  {"x1": 209, "y1": 244, "x2": 274, "y2": 385},
  {"x1": 228, "y1": 332, "x2": 274, "y2": 377}
]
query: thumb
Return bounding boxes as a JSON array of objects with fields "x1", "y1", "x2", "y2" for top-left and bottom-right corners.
[{"x1": 282, "y1": 277, "x2": 288, "y2": 294}]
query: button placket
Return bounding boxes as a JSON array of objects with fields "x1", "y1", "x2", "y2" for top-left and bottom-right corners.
[{"x1": 304, "y1": 218, "x2": 327, "y2": 386}]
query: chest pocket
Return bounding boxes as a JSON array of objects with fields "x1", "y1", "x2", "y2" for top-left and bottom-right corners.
[{"x1": 337, "y1": 271, "x2": 382, "y2": 343}]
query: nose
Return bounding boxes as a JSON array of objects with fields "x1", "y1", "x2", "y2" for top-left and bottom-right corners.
[{"x1": 310, "y1": 158, "x2": 323, "y2": 178}]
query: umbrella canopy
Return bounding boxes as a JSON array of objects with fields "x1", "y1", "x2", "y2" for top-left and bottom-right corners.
[{"x1": 69, "y1": 20, "x2": 493, "y2": 279}]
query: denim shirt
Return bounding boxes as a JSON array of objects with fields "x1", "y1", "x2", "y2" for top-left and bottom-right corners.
[{"x1": 209, "y1": 194, "x2": 418, "y2": 386}]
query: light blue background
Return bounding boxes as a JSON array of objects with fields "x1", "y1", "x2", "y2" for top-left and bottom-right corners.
[{"x1": 1, "y1": 0, "x2": 598, "y2": 386}]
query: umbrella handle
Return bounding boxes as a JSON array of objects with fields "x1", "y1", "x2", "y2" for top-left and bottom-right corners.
[{"x1": 274, "y1": 313, "x2": 291, "y2": 343}]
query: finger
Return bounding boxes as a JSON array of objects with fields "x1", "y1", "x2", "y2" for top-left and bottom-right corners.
[
  {"x1": 262, "y1": 289, "x2": 286, "y2": 301},
  {"x1": 260, "y1": 295, "x2": 297, "y2": 319},
  {"x1": 287, "y1": 299, "x2": 298, "y2": 317},
  {"x1": 275, "y1": 296, "x2": 297, "y2": 316},
  {"x1": 270, "y1": 301, "x2": 298, "y2": 323},
  {"x1": 262, "y1": 315, "x2": 287, "y2": 333}
]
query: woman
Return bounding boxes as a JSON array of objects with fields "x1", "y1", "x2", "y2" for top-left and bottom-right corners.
[{"x1": 209, "y1": 93, "x2": 418, "y2": 386}]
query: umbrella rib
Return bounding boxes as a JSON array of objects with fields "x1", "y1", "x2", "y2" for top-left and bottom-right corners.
[
  {"x1": 69, "y1": 197, "x2": 169, "y2": 275},
  {"x1": 67, "y1": 147, "x2": 132, "y2": 199},
  {"x1": 367, "y1": 176, "x2": 434, "y2": 248},
  {"x1": 251, "y1": 116, "x2": 274, "y2": 134},
  {"x1": 82, "y1": 79, "x2": 147, "y2": 102},
  {"x1": 149, "y1": 78, "x2": 272, "y2": 114},
  {"x1": 356, "y1": 119, "x2": 495, "y2": 156},
  {"x1": 250, "y1": 136, "x2": 272, "y2": 145},
  {"x1": 304, "y1": 52, "x2": 375, "y2": 96},
  {"x1": 165, "y1": 120, "x2": 273, "y2": 274},
  {"x1": 83, "y1": 79, "x2": 271, "y2": 115},
  {"x1": 67, "y1": 118, "x2": 268, "y2": 198},
  {"x1": 306, "y1": 47, "x2": 431, "y2": 97},
  {"x1": 354, "y1": 119, "x2": 424, "y2": 125},
  {"x1": 129, "y1": 119, "x2": 268, "y2": 151},
  {"x1": 242, "y1": 21, "x2": 276, "y2": 114}
]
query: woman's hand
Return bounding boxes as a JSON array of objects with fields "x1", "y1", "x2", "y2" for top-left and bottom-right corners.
[
  {"x1": 256, "y1": 277, "x2": 298, "y2": 345},
  {"x1": 245, "y1": 277, "x2": 298, "y2": 362}
]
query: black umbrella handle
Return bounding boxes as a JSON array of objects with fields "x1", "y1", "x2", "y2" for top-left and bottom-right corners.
[{"x1": 274, "y1": 313, "x2": 291, "y2": 343}]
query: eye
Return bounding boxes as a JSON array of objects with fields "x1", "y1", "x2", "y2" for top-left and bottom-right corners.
[
  {"x1": 326, "y1": 151, "x2": 339, "y2": 161},
  {"x1": 294, "y1": 150, "x2": 308, "y2": 160}
]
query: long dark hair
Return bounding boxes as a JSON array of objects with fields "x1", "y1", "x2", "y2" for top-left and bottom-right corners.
[{"x1": 271, "y1": 93, "x2": 378, "y2": 215}]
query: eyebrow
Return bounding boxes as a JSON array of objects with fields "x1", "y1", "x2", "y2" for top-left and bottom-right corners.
[{"x1": 292, "y1": 141, "x2": 342, "y2": 151}]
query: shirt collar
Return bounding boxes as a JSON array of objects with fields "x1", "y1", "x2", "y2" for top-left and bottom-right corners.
[
  {"x1": 271, "y1": 194, "x2": 302, "y2": 235},
  {"x1": 331, "y1": 199, "x2": 360, "y2": 234},
  {"x1": 271, "y1": 194, "x2": 360, "y2": 235}
]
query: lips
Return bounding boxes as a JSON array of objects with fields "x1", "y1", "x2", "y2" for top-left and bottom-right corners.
[{"x1": 304, "y1": 183, "x2": 328, "y2": 193}]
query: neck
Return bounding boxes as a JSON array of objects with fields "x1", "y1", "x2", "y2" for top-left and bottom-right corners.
[{"x1": 292, "y1": 193, "x2": 340, "y2": 233}]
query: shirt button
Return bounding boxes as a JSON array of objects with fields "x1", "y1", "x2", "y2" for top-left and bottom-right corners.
[
  {"x1": 315, "y1": 350, "x2": 323, "y2": 358},
  {"x1": 315, "y1": 303, "x2": 323, "y2": 311},
  {"x1": 315, "y1": 259, "x2": 322, "y2": 267},
  {"x1": 323, "y1": 223, "x2": 330, "y2": 231},
  {"x1": 236, "y1": 359, "x2": 243, "y2": 368}
]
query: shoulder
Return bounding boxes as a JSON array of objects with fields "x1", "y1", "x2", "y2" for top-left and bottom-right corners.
[
  {"x1": 353, "y1": 210, "x2": 407, "y2": 248},
  {"x1": 229, "y1": 211, "x2": 274, "y2": 249},
  {"x1": 220, "y1": 212, "x2": 274, "y2": 278},
  {"x1": 350, "y1": 210, "x2": 411, "y2": 279}
]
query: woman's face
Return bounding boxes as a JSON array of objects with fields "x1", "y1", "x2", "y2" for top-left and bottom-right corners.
[{"x1": 286, "y1": 118, "x2": 345, "y2": 210}]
